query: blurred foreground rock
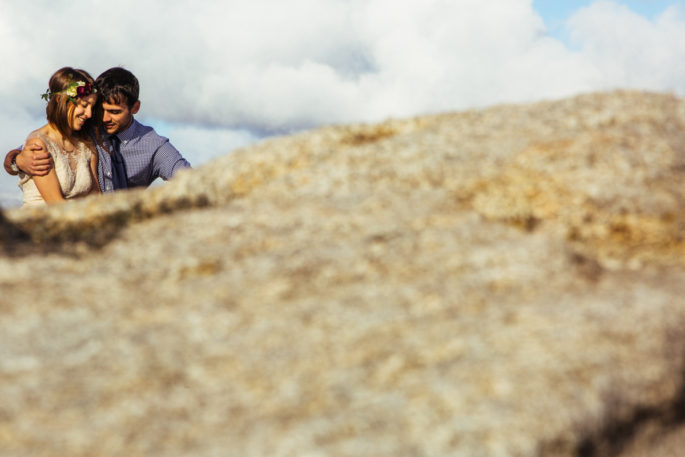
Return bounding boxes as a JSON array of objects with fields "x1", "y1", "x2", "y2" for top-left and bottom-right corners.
[{"x1": 1, "y1": 91, "x2": 684, "y2": 457}]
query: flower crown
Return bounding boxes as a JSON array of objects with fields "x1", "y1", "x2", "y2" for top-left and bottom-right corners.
[{"x1": 41, "y1": 80, "x2": 97, "y2": 104}]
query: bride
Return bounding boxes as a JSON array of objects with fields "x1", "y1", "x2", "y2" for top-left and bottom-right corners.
[{"x1": 19, "y1": 67, "x2": 100, "y2": 206}]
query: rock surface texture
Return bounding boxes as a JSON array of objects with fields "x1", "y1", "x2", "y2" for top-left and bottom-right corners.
[{"x1": 1, "y1": 91, "x2": 684, "y2": 457}]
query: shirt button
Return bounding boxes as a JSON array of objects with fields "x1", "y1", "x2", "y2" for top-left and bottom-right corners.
[{"x1": 107, "y1": 172, "x2": 111, "y2": 177}]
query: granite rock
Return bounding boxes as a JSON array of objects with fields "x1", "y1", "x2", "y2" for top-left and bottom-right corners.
[{"x1": 1, "y1": 91, "x2": 684, "y2": 457}]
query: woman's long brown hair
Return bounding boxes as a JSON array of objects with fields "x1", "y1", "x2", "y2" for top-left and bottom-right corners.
[{"x1": 45, "y1": 67, "x2": 95, "y2": 143}]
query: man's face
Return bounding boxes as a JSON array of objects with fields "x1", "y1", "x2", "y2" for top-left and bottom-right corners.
[{"x1": 101, "y1": 98, "x2": 140, "y2": 134}]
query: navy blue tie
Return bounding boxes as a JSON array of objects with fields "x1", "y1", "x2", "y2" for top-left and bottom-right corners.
[{"x1": 110, "y1": 135, "x2": 128, "y2": 190}]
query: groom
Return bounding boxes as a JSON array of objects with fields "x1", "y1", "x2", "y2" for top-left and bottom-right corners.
[{"x1": 3, "y1": 67, "x2": 191, "y2": 192}]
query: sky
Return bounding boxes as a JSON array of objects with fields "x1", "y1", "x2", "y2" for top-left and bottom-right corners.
[{"x1": 1, "y1": 0, "x2": 684, "y2": 207}]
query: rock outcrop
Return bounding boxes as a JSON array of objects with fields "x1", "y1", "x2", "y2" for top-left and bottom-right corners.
[{"x1": 1, "y1": 91, "x2": 684, "y2": 457}]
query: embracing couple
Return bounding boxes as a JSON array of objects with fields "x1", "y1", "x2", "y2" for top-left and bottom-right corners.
[{"x1": 3, "y1": 66, "x2": 191, "y2": 207}]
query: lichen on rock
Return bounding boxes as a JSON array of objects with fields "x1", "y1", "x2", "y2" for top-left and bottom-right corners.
[{"x1": 1, "y1": 91, "x2": 684, "y2": 457}]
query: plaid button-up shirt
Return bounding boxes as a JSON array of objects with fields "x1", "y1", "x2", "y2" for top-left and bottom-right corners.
[{"x1": 94, "y1": 119, "x2": 191, "y2": 192}]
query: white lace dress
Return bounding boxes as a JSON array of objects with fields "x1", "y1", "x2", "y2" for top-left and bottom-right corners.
[{"x1": 18, "y1": 132, "x2": 96, "y2": 207}]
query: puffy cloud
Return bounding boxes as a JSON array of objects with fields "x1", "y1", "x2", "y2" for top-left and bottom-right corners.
[
  {"x1": 567, "y1": 1, "x2": 685, "y2": 91},
  {"x1": 1, "y1": 0, "x2": 684, "y2": 206},
  {"x1": 155, "y1": 122, "x2": 261, "y2": 165}
]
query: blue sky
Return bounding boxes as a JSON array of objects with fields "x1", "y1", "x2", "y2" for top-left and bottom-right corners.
[
  {"x1": 1, "y1": 0, "x2": 684, "y2": 207},
  {"x1": 534, "y1": 0, "x2": 684, "y2": 43},
  {"x1": 535, "y1": 0, "x2": 682, "y2": 21}
]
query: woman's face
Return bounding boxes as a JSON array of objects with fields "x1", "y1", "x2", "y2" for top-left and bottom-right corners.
[{"x1": 70, "y1": 94, "x2": 98, "y2": 131}]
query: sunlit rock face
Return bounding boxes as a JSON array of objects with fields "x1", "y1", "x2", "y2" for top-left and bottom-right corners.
[{"x1": 1, "y1": 91, "x2": 684, "y2": 457}]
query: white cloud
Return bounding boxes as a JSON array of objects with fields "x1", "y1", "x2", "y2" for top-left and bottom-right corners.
[
  {"x1": 161, "y1": 123, "x2": 261, "y2": 165},
  {"x1": 1, "y1": 0, "x2": 684, "y2": 207},
  {"x1": 567, "y1": 1, "x2": 685, "y2": 91}
]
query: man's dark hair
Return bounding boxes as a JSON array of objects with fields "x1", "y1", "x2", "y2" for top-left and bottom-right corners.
[{"x1": 95, "y1": 67, "x2": 139, "y2": 108}]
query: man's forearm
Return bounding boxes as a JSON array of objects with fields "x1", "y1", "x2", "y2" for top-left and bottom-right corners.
[{"x1": 3, "y1": 149, "x2": 21, "y2": 176}]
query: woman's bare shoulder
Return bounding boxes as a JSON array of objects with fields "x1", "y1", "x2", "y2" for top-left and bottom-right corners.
[
  {"x1": 25, "y1": 125, "x2": 51, "y2": 141},
  {"x1": 23, "y1": 126, "x2": 60, "y2": 158}
]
